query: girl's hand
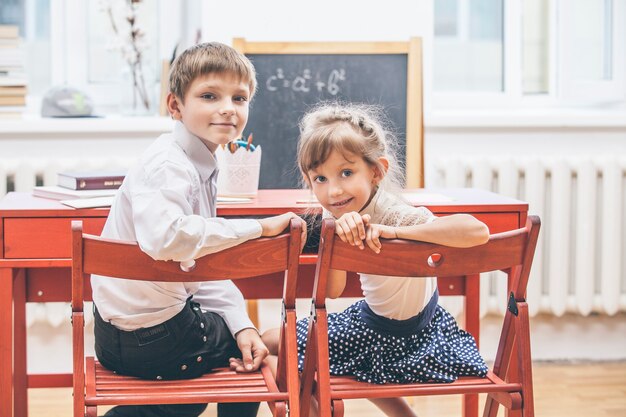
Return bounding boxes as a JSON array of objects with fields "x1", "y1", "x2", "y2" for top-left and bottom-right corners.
[
  {"x1": 365, "y1": 223, "x2": 397, "y2": 254},
  {"x1": 335, "y1": 212, "x2": 371, "y2": 249}
]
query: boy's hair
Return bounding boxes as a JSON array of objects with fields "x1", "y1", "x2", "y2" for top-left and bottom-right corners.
[
  {"x1": 297, "y1": 102, "x2": 404, "y2": 192},
  {"x1": 169, "y1": 42, "x2": 257, "y2": 102}
]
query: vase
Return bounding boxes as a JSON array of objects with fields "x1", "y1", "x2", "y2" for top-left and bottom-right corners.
[{"x1": 119, "y1": 65, "x2": 157, "y2": 116}]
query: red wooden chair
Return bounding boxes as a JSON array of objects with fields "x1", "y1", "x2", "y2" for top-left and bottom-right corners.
[
  {"x1": 71, "y1": 219, "x2": 302, "y2": 417},
  {"x1": 300, "y1": 215, "x2": 540, "y2": 417}
]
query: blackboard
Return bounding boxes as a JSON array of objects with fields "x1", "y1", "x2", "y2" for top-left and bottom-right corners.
[{"x1": 234, "y1": 39, "x2": 424, "y2": 189}]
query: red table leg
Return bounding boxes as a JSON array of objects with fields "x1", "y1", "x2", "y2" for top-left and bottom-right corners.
[
  {"x1": 463, "y1": 274, "x2": 480, "y2": 417},
  {"x1": 1, "y1": 267, "x2": 15, "y2": 417},
  {"x1": 14, "y1": 268, "x2": 27, "y2": 417}
]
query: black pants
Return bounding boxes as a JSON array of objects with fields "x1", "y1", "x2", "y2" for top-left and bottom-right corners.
[{"x1": 94, "y1": 299, "x2": 259, "y2": 417}]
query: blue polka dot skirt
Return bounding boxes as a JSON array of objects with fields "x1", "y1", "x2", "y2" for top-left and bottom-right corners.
[{"x1": 296, "y1": 299, "x2": 488, "y2": 384}]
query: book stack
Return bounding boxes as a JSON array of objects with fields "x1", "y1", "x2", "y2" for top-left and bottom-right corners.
[
  {"x1": 32, "y1": 170, "x2": 253, "y2": 208},
  {"x1": 0, "y1": 25, "x2": 27, "y2": 118},
  {"x1": 32, "y1": 171, "x2": 126, "y2": 208}
]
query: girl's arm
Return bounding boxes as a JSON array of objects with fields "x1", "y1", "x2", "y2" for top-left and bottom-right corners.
[
  {"x1": 396, "y1": 214, "x2": 489, "y2": 247},
  {"x1": 326, "y1": 269, "x2": 347, "y2": 299},
  {"x1": 365, "y1": 213, "x2": 489, "y2": 253},
  {"x1": 324, "y1": 211, "x2": 359, "y2": 298}
]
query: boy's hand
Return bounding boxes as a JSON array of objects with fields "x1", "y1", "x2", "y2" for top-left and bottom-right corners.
[
  {"x1": 365, "y1": 223, "x2": 397, "y2": 254},
  {"x1": 257, "y1": 212, "x2": 307, "y2": 249},
  {"x1": 230, "y1": 328, "x2": 269, "y2": 372},
  {"x1": 335, "y1": 212, "x2": 371, "y2": 249}
]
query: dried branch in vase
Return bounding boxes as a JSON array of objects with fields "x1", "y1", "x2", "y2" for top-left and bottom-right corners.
[{"x1": 100, "y1": 0, "x2": 151, "y2": 112}]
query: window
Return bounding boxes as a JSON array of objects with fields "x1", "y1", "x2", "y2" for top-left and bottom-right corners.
[
  {"x1": 434, "y1": 0, "x2": 504, "y2": 92},
  {"x1": 84, "y1": 0, "x2": 161, "y2": 111},
  {"x1": 522, "y1": 0, "x2": 549, "y2": 94},
  {"x1": 0, "y1": 0, "x2": 193, "y2": 115},
  {"x1": 433, "y1": 0, "x2": 626, "y2": 107},
  {"x1": 57, "y1": 0, "x2": 164, "y2": 113},
  {"x1": 0, "y1": 0, "x2": 23, "y2": 30},
  {"x1": 558, "y1": 0, "x2": 625, "y2": 103}
]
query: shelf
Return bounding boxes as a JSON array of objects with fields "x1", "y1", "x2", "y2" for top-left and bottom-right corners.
[
  {"x1": 0, "y1": 116, "x2": 175, "y2": 135},
  {"x1": 426, "y1": 108, "x2": 626, "y2": 129}
]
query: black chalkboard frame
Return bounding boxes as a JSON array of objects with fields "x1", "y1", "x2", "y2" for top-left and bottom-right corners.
[{"x1": 233, "y1": 38, "x2": 424, "y2": 188}]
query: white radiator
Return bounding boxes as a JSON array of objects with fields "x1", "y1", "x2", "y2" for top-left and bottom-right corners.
[
  {"x1": 431, "y1": 157, "x2": 626, "y2": 317},
  {"x1": 0, "y1": 157, "x2": 136, "y2": 327}
]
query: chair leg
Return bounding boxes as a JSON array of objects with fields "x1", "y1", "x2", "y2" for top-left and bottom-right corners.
[
  {"x1": 86, "y1": 405, "x2": 97, "y2": 417},
  {"x1": 312, "y1": 311, "x2": 333, "y2": 417},
  {"x1": 331, "y1": 399, "x2": 344, "y2": 417},
  {"x1": 274, "y1": 401, "x2": 287, "y2": 417},
  {"x1": 283, "y1": 311, "x2": 301, "y2": 417},
  {"x1": 483, "y1": 393, "x2": 500, "y2": 417},
  {"x1": 515, "y1": 302, "x2": 535, "y2": 417},
  {"x1": 463, "y1": 393, "x2": 479, "y2": 417},
  {"x1": 484, "y1": 300, "x2": 535, "y2": 417},
  {"x1": 484, "y1": 304, "x2": 517, "y2": 417},
  {"x1": 300, "y1": 320, "x2": 318, "y2": 417}
]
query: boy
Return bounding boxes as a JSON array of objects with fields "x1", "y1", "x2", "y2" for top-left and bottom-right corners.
[{"x1": 91, "y1": 42, "x2": 305, "y2": 417}]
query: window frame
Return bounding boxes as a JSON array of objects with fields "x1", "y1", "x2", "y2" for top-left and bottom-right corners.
[
  {"x1": 557, "y1": 0, "x2": 625, "y2": 104},
  {"x1": 431, "y1": 0, "x2": 626, "y2": 109}
]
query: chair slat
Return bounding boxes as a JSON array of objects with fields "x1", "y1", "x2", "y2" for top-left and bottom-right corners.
[
  {"x1": 82, "y1": 234, "x2": 290, "y2": 282},
  {"x1": 87, "y1": 392, "x2": 289, "y2": 406},
  {"x1": 329, "y1": 228, "x2": 527, "y2": 277}
]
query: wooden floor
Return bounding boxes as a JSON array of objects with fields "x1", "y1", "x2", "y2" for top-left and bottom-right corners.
[{"x1": 30, "y1": 362, "x2": 626, "y2": 417}]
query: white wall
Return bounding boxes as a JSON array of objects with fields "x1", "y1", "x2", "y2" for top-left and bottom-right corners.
[
  {"x1": 425, "y1": 118, "x2": 626, "y2": 186},
  {"x1": 201, "y1": 0, "x2": 435, "y2": 111},
  {"x1": 201, "y1": 1, "x2": 433, "y2": 42}
]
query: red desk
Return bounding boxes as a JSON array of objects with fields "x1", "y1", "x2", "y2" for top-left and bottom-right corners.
[{"x1": 0, "y1": 189, "x2": 527, "y2": 417}]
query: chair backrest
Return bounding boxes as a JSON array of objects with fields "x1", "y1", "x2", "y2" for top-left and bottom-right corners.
[
  {"x1": 71, "y1": 218, "x2": 303, "y2": 312},
  {"x1": 70, "y1": 220, "x2": 303, "y2": 417},
  {"x1": 312, "y1": 215, "x2": 541, "y2": 308}
]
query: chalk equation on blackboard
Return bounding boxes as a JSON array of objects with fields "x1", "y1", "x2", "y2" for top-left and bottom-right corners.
[{"x1": 265, "y1": 68, "x2": 347, "y2": 95}]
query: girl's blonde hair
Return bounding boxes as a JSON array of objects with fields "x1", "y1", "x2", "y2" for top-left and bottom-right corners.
[
  {"x1": 297, "y1": 102, "x2": 404, "y2": 192},
  {"x1": 169, "y1": 42, "x2": 257, "y2": 102}
]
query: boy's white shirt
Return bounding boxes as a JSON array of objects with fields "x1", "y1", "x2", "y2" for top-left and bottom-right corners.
[
  {"x1": 91, "y1": 121, "x2": 262, "y2": 336},
  {"x1": 324, "y1": 188, "x2": 438, "y2": 320}
]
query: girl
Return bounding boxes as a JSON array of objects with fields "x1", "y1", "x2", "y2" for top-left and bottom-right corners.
[{"x1": 236, "y1": 103, "x2": 490, "y2": 417}]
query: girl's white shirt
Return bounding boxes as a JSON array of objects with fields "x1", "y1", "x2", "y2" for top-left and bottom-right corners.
[{"x1": 324, "y1": 188, "x2": 438, "y2": 320}]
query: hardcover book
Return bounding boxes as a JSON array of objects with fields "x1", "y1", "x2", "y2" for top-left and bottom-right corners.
[
  {"x1": 59, "y1": 195, "x2": 252, "y2": 209},
  {"x1": 60, "y1": 196, "x2": 115, "y2": 209},
  {"x1": 33, "y1": 185, "x2": 118, "y2": 200},
  {"x1": 0, "y1": 95, "x2": 25, "y2": 106},
  {"x1": 0, "y1": 25, "x2": 19, "y2": 39},
  {"x1": 58, "y1": 171, "x2": 126, "y2": 190}
]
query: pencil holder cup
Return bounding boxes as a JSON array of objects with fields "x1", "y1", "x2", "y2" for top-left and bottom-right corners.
[{"x1": 215, "y1": 145, "x2": 262, "y2": 197}]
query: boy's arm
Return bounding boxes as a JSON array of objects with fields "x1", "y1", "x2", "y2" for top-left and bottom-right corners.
[
  {"x1": 195, "y1": 282, "x2": 270, "y2": 372},
  {"x1": 191, "y1": 280, "x2": 256, "y2": 336},
  {"x1": 130, "y1": 165, "x2": 263, "y2": 262}
]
